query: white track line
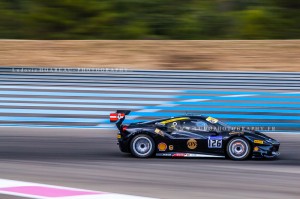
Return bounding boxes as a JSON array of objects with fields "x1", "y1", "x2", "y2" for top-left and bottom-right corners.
[
  {"x1": 0, "y1": 179, "x2": 155, "y2": 199},
  {"x1": 278, "y1": 92, "x2": 300, "y2": 94},
  {"x1": 0, "y1": 85, "x2": 182, "y2": 93},
  {"x1": 220, "y1": 94, "x2": 258, "y2": 98}
]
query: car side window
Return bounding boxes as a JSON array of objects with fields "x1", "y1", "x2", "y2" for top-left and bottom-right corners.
[
  {"x1": 166, "y1": 121, "x2": 183, "y2": 131},
  {"x1": 181, "y1": 120, "x2": 206, "y2": 132},
  {"x1": 182, "y1": 120, "x2": 217, "y2": 132}
]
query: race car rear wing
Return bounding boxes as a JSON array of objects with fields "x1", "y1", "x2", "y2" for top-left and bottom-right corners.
[{"x1": 110, "y1": 110, "x2": 131, "y2": 130}]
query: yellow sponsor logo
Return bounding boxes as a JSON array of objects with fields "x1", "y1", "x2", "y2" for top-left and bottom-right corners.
[
  {"x1": 158, "y1": 142, "x2": 167, "y2": 151},
  {"x1": 206, "y1": 116, "x2": 218, "y2": 124},
  {"x1": 254, "y1": 146, "x2": 259, "y2": 151},
  {"x1": 187, "y1": 139, "x2": 197, "y2": 150},
  {"x1": 160, "y1": 117, "x2": 189, "y2": 124},
  {"x1": 254, "y1": 140, "x2": 264, "y2": 144},
  {"x1": 117, "y1": 134, "x2": 121, "y2": 139},
  {"x1": 154, "y1": 128, "x2": 164, "y2": 137}
]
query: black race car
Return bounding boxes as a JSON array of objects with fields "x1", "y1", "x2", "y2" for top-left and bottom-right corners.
[{"x1": 110, "y1": 110, "x2": 280, "y2": 160}]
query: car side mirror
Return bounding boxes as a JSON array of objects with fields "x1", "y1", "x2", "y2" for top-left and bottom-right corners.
[{"x1": 155, "y1": 122, "x2": 167, "y2": 130}]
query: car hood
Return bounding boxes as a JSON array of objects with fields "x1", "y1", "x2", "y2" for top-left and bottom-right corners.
[{"x1": 243, "y1": 130, "x2": 279, "y2": 144}]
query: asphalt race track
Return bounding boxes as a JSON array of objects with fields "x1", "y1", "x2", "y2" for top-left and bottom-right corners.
[{"x1": 0, "y1": 127, "x2": 300, "y2": 199}]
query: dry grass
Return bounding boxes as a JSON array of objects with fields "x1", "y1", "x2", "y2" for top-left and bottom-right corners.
[{"x1": 0, "y1": 40, "x2": 299, "y2": 71}]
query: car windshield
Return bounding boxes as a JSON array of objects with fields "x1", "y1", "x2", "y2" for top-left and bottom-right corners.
[{"x1": 205, "y1": 116, "x2": 231, "y2": 127}]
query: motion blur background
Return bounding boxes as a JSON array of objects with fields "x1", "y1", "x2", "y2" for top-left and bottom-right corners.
[
  {"x1": 0, "y1": 0, "x2": 299, "y2": 71},
  {"x1": 1, "y1": 0, "x2": 300, "y2": 39}
]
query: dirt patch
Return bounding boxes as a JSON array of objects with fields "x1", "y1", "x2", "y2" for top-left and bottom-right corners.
[{"x1": 0, "y1": 40, "x2": 299, "y2": 71}]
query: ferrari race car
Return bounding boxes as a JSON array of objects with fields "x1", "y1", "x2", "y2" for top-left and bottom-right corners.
[{"x1": 110, "y1": 110, "x2": 280, "y2": 160}]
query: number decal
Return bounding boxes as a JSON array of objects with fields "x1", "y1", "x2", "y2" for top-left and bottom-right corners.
[{"x1": 208, "y1": 136, "x2": 222, "y2": 148}]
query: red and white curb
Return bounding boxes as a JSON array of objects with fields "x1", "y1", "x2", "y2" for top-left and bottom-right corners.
[{"x1": 0, "y1": 179, "x2": 156, "y2": 199}]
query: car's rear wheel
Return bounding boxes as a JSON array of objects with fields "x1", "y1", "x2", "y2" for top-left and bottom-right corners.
[
  {"x1": 227, "y1": 137, "x2": 251, "y2": 160},
  {"x1": 130, "y1": 134, "x2": 155, "y2": 158}
]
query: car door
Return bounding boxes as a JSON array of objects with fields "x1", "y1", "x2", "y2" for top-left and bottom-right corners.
[
  {"x1": 168, "y1": 119, "x2": 223, "y2": 154},
  {"x1": 164, "y1": 119, "x2": 206, "y2": 153},
  {"x1": 194, "y1": 119, "x2": 224, "y2": 154}
]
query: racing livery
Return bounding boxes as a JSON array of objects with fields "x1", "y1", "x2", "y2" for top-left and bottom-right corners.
[{"x1": 110, "y1": 110, "x2": 280, "y2": 160}]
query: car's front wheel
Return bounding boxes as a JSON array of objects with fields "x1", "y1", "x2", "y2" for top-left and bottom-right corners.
[
  {"x1": 227, "y1": 137, "x2": 251, "y2": 160},
  {"x1": 130, "y1": 134, "x2": 155, "y2": 158}
]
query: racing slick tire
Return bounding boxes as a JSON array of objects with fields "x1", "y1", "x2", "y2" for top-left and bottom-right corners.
[
  {"x1": 130, "y1": 134, "x2": 155, "y2": 158},
  {"x1": 226, "y1": 137, "x2": 251, "y2": 161}
]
